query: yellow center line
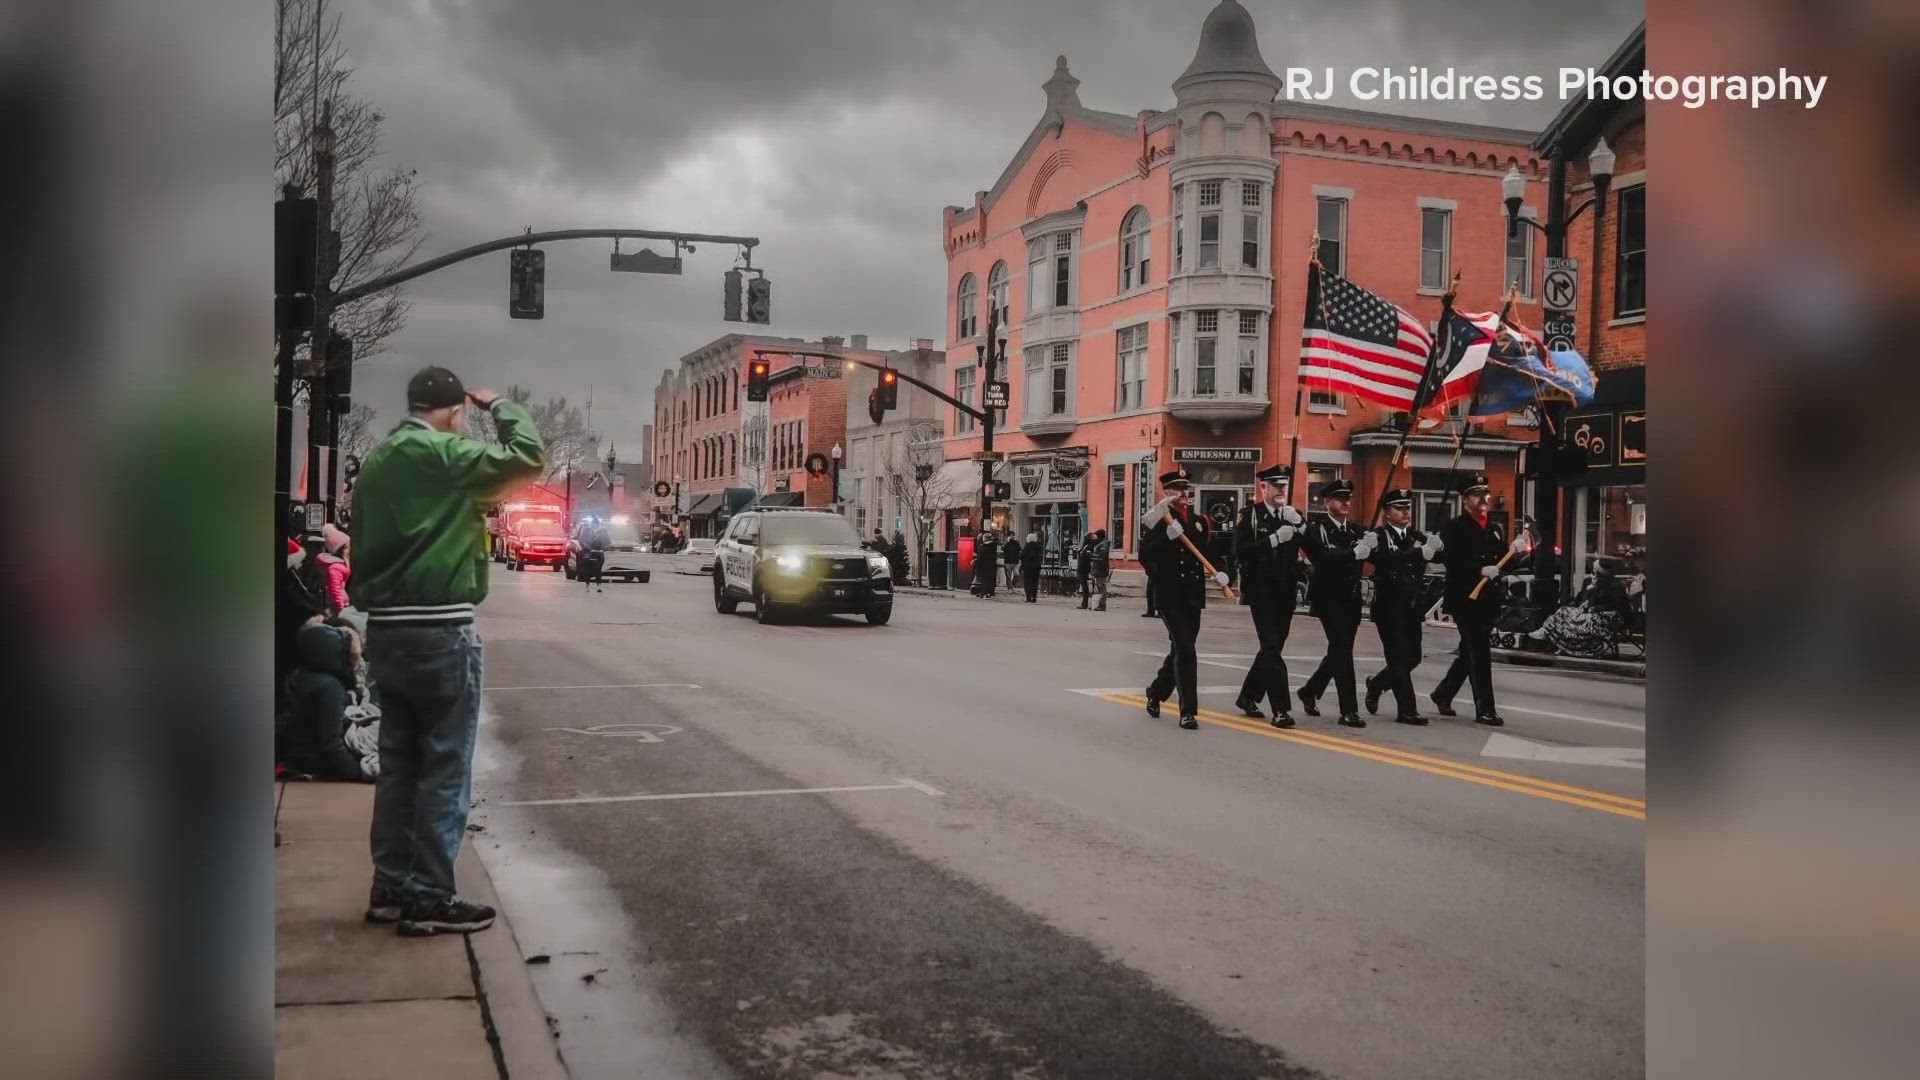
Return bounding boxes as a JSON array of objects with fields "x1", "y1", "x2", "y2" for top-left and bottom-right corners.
[{"x1": 1097, "y1": 694, "x2": 1645, "y2": 821}]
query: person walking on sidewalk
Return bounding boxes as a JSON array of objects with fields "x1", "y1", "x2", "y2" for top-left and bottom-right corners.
[
  {"x1": 1231, "y1": 464, "x2": 1303, "y2": 727},
  {"x1": 350, "y1": 367, "x2": 544, "y2": 936},
  {"x1": 1000, "y1": 533, "x2": 1022, "y2": 593},
  {"x1": 1140, "y1": 469, "x2": 1228, "y2": 730},
  {"x1": 1016, "y1": 531, "x2": 1040, "y2": 602},
  {"x1": 1429, "y1": 475, "x2": 1527, "y2": 726},
  {"x1": 1078, "y1": 530, "x2": 1106, "y2": 609},
  {"x1": 973, "y1": 530, "x2": 999, "y2": 597},
  {"x1": 1362, "y1": 489, "x2": 1437, "y2": 726},
  {"x1": 1297, "y1": 479, "x2": 1369, "y2": 728}
]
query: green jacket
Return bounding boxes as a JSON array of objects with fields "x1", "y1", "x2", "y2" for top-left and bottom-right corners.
[{"x1": 349, "y1": 401, "x2": 544, "y2": 624}]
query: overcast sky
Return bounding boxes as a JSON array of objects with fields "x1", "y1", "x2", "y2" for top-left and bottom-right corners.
[{"x1": 337, "y1": 0, "x2": 1641, "y2": 457}]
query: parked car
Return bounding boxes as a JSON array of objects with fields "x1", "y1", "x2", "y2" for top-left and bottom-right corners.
[
  {"x1": 501, "y1": 515, "x2": 570, "y2": 571},
  {"x1": 686, "y1": 537, "x2": 718, "y2": 573},
  {"x1": 711, "y1": 508, "x2": 893, "y2": 625},
  {"x1": 564, "y1": 518, "x2": 652, "y2": 583}
]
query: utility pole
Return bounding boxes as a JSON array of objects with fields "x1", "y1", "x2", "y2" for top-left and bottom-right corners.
[{"x1": 306, "y1": 96, "x2": 338, "y2": 524}]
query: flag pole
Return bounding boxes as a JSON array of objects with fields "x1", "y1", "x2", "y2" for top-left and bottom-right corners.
[
  {"x1": 1430, "y1": 282, "x2": 1515, "y2": 525},
  {"x1": 1367, "y1": 269, "x2": 1460, "y2": 527},
  {"x1": 1287, "y1": 231, "x2": 1323, "y2": 512}
]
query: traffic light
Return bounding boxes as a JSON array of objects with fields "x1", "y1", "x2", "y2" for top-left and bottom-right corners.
[
  {"x1": 275, "y1": 194, "x2": 318, "y2": 299},
  {"x1": 746, "y1": 358, "x2": 770, "y2": 402},
  {"x1": 509, "y1": 248, "x2": 545, "y2": 319},
  {"x1": 993, "y1": 481, "x2": 1012, "y2": 501},
  {"x1": 723, "y1": 269, "x2": 742, "y2": 321},
  {"x1": 326, "y1": 335, "x2": 354, "y2": 412},
  {"x1": 745, "y1": 276, "x2": 771, "y2": 324},
  {"x1": 877, "y1": 367, "x2": 899, "y2": 410}
]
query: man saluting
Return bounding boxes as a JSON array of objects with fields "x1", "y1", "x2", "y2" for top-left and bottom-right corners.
[
  {"x1": 1231, "y1": 463, "x2": 1303, "y2": 727},
  {"x1": 1140, "y1": 468, "x2": 1229, "y2": 730}
]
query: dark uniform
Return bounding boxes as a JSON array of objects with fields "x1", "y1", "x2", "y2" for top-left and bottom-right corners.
[
  {"x1": 1361, "y1": 489, "x2": 1433, "y2": 724},
  {"x1": 1140, "y1": 469, "x2": 1221, "y2": 729},
  {"x1": 1232, "y1": 463, "x2": 1303, "y2": 728},
  {"x1": 1298, "y1": 480, "x2": 1368, "y2": 727},
  {"x1": 1433, "y1": 476, "x2": 1516, "y2": 724},
  {"x1": 973, "y1": 533, "x2": 999, "y2": 597}
]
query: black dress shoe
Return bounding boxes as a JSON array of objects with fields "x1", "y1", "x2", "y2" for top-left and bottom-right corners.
[
  {"x1": 1337, "y1": 713, "x2": 1367, "y2": 728},
  {"x1": 1297, "y1": 689, "x2": 1321, "y2": 717},
  {"x1": 1234, "y1": 696, "x2": 1265, "y2": 719},
  {"x1": 1429, "y1": 694, "x2": 1457, "y2": 717},
  {"x1": 1364, "y1": 679, "x2": 1383, "y2": 716},
  {"x1": 1475, "y1": 712, "x2": 1505, "y2": 727},
  {"x1": 1268, "y1": 711, "x2": 1295, "y2": 729},
  {"x1": 1144, "y1": 695, "x2": 1161, "y2": 718},
  {"x1": 1395, "y1": 713, "x2": 1429, "y2": 726},
  {"x1": 1178, "y1": 715, "x2": 1199, "y2": 730}
]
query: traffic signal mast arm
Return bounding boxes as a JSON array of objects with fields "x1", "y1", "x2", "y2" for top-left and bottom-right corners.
[
  {"x1": 749, "y1": 349, "x2": 987, "y2": 421},
  {"x1": 334, "y1": 227, "x2": 762, "y2": 306}
]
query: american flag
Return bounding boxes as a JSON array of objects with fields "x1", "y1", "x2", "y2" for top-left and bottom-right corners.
[{"x1": 1299, "y1": 262, "x2": 1435, "y2": 410}]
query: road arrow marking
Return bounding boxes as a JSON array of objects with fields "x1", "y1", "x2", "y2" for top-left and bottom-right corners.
[
  {"x1": 543, "y1": 723, "x2": 683, "y2": 742},
  {"x1": 1481, "y1": 733, "x2": 1644, "y2": 769}
]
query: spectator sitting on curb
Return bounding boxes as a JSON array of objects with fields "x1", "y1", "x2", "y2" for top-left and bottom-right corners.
[
  {"x1": 351, "y1": 367, "x2": 544, "y2": 937},
  {"x1": 277, "y1": 619, "x2": 373, "y2": 782}
]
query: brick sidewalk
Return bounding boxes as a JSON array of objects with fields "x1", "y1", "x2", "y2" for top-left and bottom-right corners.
[{"x1": 274, "y1": 783, "x2": 567, "y2": 1080}]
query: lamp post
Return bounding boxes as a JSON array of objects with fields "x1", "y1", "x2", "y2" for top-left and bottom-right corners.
[
  {"x1": 830, "y1": 442, "x2": 843, "y2": 512},
  {"x1": 975, "y1": 307, "x2": 1011, "y2": 538},
  {"x1": 1500, "y1": 136, "x2": 1614, "y2": 603}
]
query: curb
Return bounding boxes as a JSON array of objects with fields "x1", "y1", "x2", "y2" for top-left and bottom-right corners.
[
  {"x1": 459, "y1": 840, "x2": 572, "y2": 1080},
  {"x1": 1492, "y1": 648, "x2": 1646, "y2": 680}
]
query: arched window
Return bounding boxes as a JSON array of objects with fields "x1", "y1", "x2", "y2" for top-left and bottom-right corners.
[
  {"x1": 728, "y1": 434, "x2": 737, "y2": 477},
  {"x1": 987, "y1": 261, "x2": 1010, "y2": 326},
  {"x1": 731, "y1": 371, "x2": 739, "y2": 412},
  {"x1": 956, "y1": 273, "x2": 978, "y2": 340},
  {"x1": 1120, "y1": 206, "x2": 1151, "y2": 290}
]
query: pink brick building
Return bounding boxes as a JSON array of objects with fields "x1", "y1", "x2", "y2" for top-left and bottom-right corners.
[{"x1": 939, "y1": 0, "x2": 1551, "y2": 568}]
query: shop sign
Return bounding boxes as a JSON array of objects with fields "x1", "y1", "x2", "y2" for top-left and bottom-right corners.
[
  {"x1": 1172, "y1": 446, "x2": 1260, "y2": 464},
  {"x1": 1010, "y1": 460, "x2": 1086, "y2": 503},
  {"x1": 1566, "y1": 412, "x2": 1616, "y2": 469}
]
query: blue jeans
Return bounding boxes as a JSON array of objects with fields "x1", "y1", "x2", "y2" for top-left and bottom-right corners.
[{"x1": 367, "y1": 623, "x2": 483, "y2": 900}]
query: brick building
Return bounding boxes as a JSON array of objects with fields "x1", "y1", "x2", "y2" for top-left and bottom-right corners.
[
  {"x1": 938, "y1": 0, "x2": 1549, "y2": 567},
  {"x1": 840, "y1": 338, "x2": 948, "y2": 547},
  {"x1": 650, "y1": 333, "x2": 865, "y2": 536},
  {"x1": 1531, "y1": 23, "x2": 1647, "y2": 581}
]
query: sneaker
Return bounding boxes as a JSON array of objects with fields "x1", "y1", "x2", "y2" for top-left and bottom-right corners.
[
  {"x1": 397, "y1": 895, "x2": 496, "y2": 936},
  {"x1": 364, "y1": 885, "x2": 405, "y2": 924}
]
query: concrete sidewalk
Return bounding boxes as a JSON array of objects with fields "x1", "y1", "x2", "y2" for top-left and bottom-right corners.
[{"x1": 275, "y1": 782, "x2": 568, "y2": 1080}]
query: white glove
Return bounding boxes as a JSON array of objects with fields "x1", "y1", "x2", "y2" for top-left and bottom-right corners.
[
  {"x1": 1421, "y1": 536, "x2": 1443, "y2": 560},
  {"x1": 1481, "y1": 565, "x2": 1501, "y2": 579},
  {"x1": 1141, "y1": 495, "x2": 1179, "y2": 528},
  {"x1": 1509, "y1": 536, "x2": 1529, "y2": 555},
  {"x1": 1270, "y1": 525, "x2": 1296, "y2": 547},
  {"x1": 1279, "y1": 504, "x2": 1303, "y2": 526},
  {"x1": 1212, "y1": 571, "x2": 1230, "y2": 588},
  {"x1": 1165, "y1": 520, "x2": 1184, "y2": 541},
  {"x1": 1353, "y1": 532, "x2": 1378, "y2": 559}
]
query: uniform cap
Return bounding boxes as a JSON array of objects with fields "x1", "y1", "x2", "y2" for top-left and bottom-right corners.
[
  {"x1": 1158, "y1": 467, "x2": 1192, "y2": 489},
  {"x1": 1381, "y1": 487, "x2": 1415, "y2": 508},
  {"x1": 1254, "y1": 463, "x2": 1291, "y2": 484},
  {"x1": 1463, "y1": 473, "x2": 1491, "y2": 494},
  {"x1": 1319, "y1": 479, "x2": 1355, "y2": 500}
]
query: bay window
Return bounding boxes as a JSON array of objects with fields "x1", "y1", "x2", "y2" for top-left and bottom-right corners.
[
  {"x1": 1237, "y1": 311, "x2": 1260, "y2": 394},
  {"x1": 1194, "y1": 310, "x2": 1218, "y2": 396}
]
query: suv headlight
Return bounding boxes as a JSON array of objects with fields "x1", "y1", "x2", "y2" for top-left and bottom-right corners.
[
  {"x1": 775, "y1": 553, "x2": 805, "y2": 572},
  {"x1": 867, "y1": 554, "x2": 889, "y2": 575}
]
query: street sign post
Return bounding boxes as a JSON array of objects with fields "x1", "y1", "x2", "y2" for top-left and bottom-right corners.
[
  {"x1": 1543, "y1": 314, "x2": 1577, "y2": 353},
  {"x1": 983, "y1": 381, "x2": 1010, "y2": 410},
  {"x1": 609, "y1": 249, "x2": 683, "y2": 274},
  {"x1": 1542, "y1": 257, "x2": 1578, "y2": 313}
]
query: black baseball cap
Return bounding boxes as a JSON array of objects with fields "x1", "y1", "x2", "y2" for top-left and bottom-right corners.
[{"x1": 407, "y1": 366, "x2": 467, "y2": 411}]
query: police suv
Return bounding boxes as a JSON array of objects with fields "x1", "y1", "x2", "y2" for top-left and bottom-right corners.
[{"x1": 712, "y1": 507, "x2": 894, "y2": 625}]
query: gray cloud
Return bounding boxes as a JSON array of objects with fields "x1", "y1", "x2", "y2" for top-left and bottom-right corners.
[{"x1": 336, "y1": 0, "x2": 1641, "y2": 454}]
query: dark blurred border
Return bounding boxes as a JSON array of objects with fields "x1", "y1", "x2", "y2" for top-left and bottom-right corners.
[
  {"x1": 0, "y1": 1, "x2": 271, "y2": 1077},
  {"x1": 1651, "y1": 1, "x2": 1920, "y2": 1077}
]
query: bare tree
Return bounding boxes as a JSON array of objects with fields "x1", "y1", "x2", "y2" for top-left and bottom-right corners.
[
  {"x1": 336, "y1": 402, "x2": 380, "y2": 461},
  {"x1": 464, "y1": 385, "x2": 601, "y2": 486},
  {"x1": 275, "y1": 0, "x2": 425, "y2": 363},
  {"x1": 880, "y1": 421, "x2": 958, "y2": 580}
]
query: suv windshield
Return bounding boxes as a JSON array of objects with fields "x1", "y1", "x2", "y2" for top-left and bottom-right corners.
[{"x1": 760, "y1": 514, "x2": 861, "y2": 548}]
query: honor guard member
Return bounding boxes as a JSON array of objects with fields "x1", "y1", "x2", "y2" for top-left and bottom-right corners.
[
  {"x1": 1297, "y1": 479, "x2": 1369, "y2": 728},
  {"x1": 1429, "y1": 475, "x2": 1528, "y2": 725},
  {"x1": 1139, "y1": 468, "x2": 1230, "y2": 730},
  {"x1": 1231, "y1": 463, "x2": 1304, "y2": 727},
  {"x1": 1362, "y1": 489, "x2": 1439, "y2": 725}
]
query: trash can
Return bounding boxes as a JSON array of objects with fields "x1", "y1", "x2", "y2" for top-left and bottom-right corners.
[{"x1": 928, "y1": 550, "x2": 951, "y2": 590}]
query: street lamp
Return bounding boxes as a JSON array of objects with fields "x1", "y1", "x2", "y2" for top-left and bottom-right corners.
[
  {"x1": 1501, "y1": 137, "x2": 1615, "y2": 603},
  {"x1": 830, "y1": 442, "x2": 843, "y2": 509}
]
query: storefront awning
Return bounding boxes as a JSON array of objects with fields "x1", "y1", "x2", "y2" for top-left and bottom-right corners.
[
  {"x1": 755, "y1": 491, "x2": 804, "y2": 507},
  {"x1": 685, "y1": 492, "x2": 724, "y2": 517}
]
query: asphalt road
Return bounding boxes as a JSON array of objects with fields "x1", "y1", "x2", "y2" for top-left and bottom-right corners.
[{"x1": 469, "y1": 564, "x2": 1644, "y2": 1080}]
